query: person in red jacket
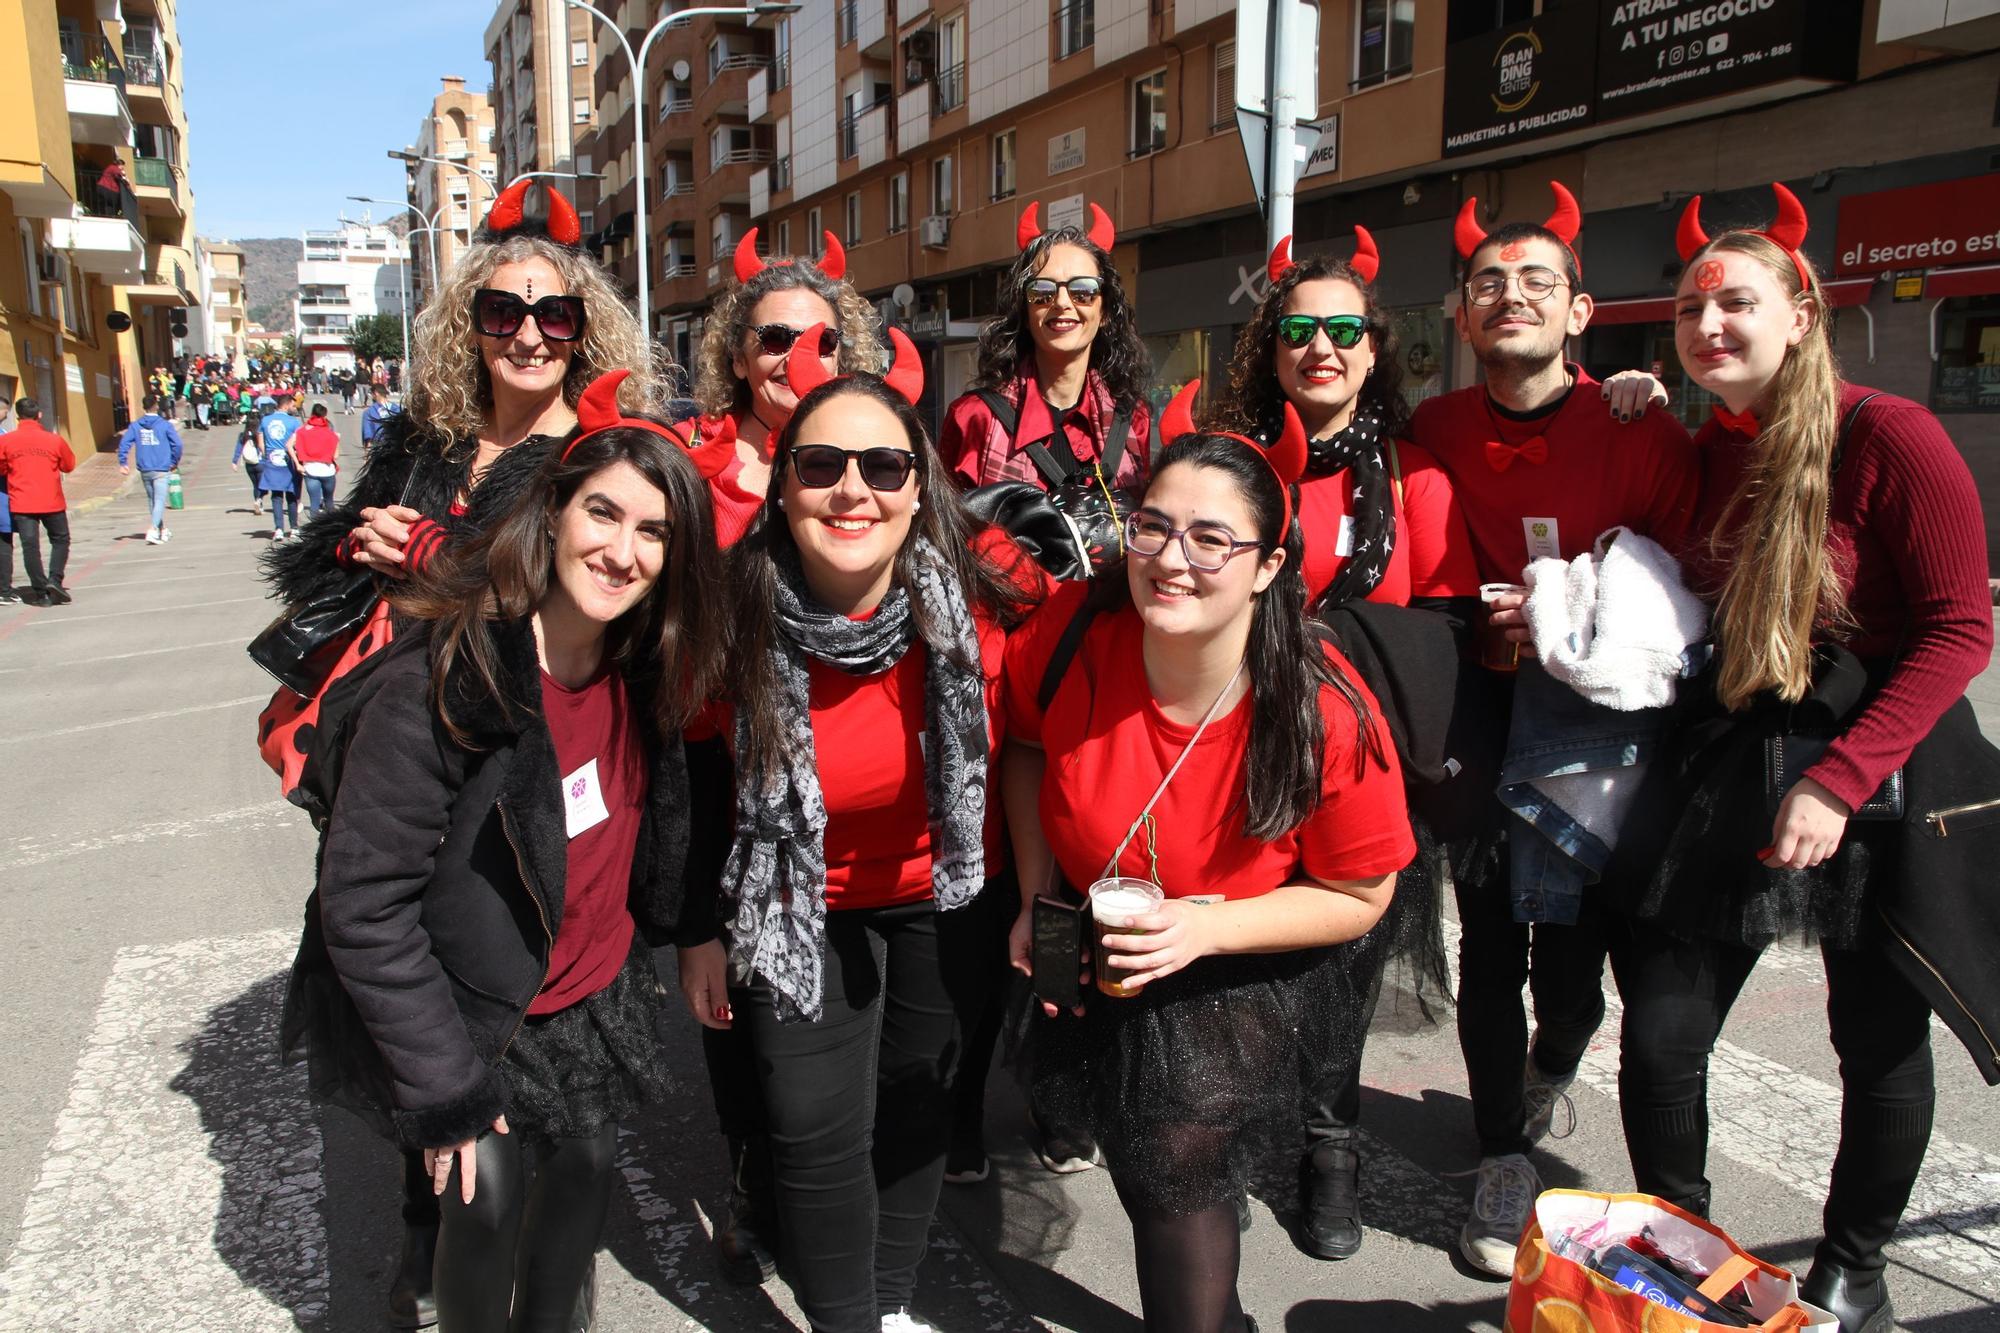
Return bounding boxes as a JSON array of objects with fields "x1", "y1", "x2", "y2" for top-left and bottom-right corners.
[
  {"x1": 292, "y1": 402, "x2": 342, "y2": 519},
  {"x1": 0, "y1": 398, "x2": 78, "y2": 606},
  {"x1": 1611, "y1": 187, "x2": 1993, "y2": 1333}
]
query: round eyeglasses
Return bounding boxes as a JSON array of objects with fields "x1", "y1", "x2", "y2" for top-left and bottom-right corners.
[
  {"x1": 1463, "y1": 267, "x2": 1570, "y2": 307},
  {"x1": 1123, "y1": 512, "x2": 1265, "y2": 572}
]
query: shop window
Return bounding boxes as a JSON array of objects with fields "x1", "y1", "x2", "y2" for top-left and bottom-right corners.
[
  {"x1": 1354, "y1": 0, "x2": 1416, "y2": 90},
  {"x1": 1934, "y1": 296, "x2": 2000, "y2": 413}
]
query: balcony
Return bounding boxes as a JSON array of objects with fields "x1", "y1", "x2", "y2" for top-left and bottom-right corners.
[
  {"x1": 131, "y1": 156, "x2": 185, "y2": 218},
  {"x1": 712, "y1": 144, "x2": 773, "y2": 168},
  {"x1": 896, "y1": 85, "x2": 930, "y2": 153},
  {"x1": 857, "y1": 0, "x2": 890, "y2": 55},
  {"x1": 750, "y1": 168, "x2": 769, "y2": 219},
  {"x1": 62, "y1": 38, "x2": 134, "y2": 146},
  {"x1": 839, "y1": 113, "x2": 859, "y2": 161},
  {"x1": 74, "y1": 161, "x2": 141, "y2": 228},
  {"x1": 126, "y1": 243, "x2": 196, "y2": 305},
  {"x1": 122, "y1": 48, "x2": 163, "y2": 87},
  {"x1": 48, "y1": 214, "x2": 145, "y2": 281},
  {"x1": 856, "y1": 102, "x2": 889, "y2": 171},
  {"x1": 748, "y1": 68, "x2": 768, "y2": 122},
  {"x1": 933, "y1": 63, "x2": 965, "y2": 117},
  {"x1": 699, "y1": 57, "x2": 765, "y2": 121}
]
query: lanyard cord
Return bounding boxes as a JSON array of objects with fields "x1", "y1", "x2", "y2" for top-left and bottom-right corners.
[{"x1": 1102, "y1": 656, "x2": 1248, "y2": 882}]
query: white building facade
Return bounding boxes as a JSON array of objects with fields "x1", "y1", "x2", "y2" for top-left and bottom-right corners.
[{"x1": 292, "y1": 219, "x2": 410, "y2": 373}]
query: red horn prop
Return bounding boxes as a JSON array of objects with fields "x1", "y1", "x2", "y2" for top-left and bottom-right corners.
[
  {"x1": 882, "y1": 328, "x2": 924, "y2": 405},
  {"x1": 1015, "y1": 202, "x2": 1043, "y2": 252},
  {"x1": 1161, "y1": 380, "x2": 1200, "y2": 444},
  {"x1": 1454, "y1": 197, "x2": 1488, "y2": 261},
  {"x1": 544, "y1": 184, "x2": 582, "y2": 246},
  {"x1": 1349, "y1": 225, "x2": 1380, "y2": 284},
  {"x1": 484, "y1": 178, "x2": 531, "y2": 235},
  {"x1": 785, "y1": 322, "x2": 835, "y2": 400},
  {"x1": 1765, "y1": 182, "x2": 1808, "y2": 254},
  {"x1": 685, "y1": 413, "x2": 739, "y2": 480},
  {"x1": 1543, "y1": 181, "x2": 1582, "y2": 245},
  {"x1": 734, "y1": 228, "x2": 767, "y2": 283},
  {"x1": 1267, "y1": 235, "x2": 1295, "y2": 286},
  {"x1": 817, "y1": 230, "x2": 847, "y2": 280},
  {"x1": 1265, "y1": 403, "x2": 1307, "y2": 535},
  {"x1": 1675, "y1": 195, "x2": 1710, "y2": 262},
  {"x1": 574, "y1": 369, "x2": 628, "y2": 435},
  {"x1": 1086, "y1": 202, "x2": 1115, "y2": 251}
]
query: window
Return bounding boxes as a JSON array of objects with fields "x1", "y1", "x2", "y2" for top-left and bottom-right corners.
[
  {"x1": 930, "y1": 155, "x2": 953, "y2": 216},
  {"x1": 772, "y1": 17, "x2": 791, "y2": 89},
  {"x1": 1131, "y1": 70, "x2": 1167, "y2": 157},
  {"x1": 573, "y1": 96, "x2": 590, "y2": 123},
  {"x1": 807, "y1": 206, "x2": 822, "y2": 242},
  {"x1": 845, "y1": 192, "x2": 862, "y2": 245},
  {"x1": 19, "y1": 222, "x2": 41, "y2": 318},
  {"x1": 777, "y1": 219, "x2": 791, "y2": 256},
  {"x1": 571, "y1": 39, "x2": 589, "y2": 66},
  {"x1": 1056, "y1": 0, "x2": 1094, "y2": 59},
  {"x1": 1933, "y1": 295, "x2": 2000, "y2": 414},
  {"x1": 836, "y1": 0, "x2": 857, "y2": 45},
  {"x1": 991, "y1": 130, "x2": 1016, "y2": 200},
  {"x1": 888, "y1": 172, "x2": 908, "y2": 233},
  {"x1": 577, "y1": 209, "x2": 595, "y2": 234},
  {"x1": 1212, "y1": 40, "x2": 1236, "y2": 130},
  {"x1": 936, "y1": 14, "x2": 966, "y2": 114},
  {"x1": 711, "y1": 125, "x2": 757, "y2": 166},
  {"x1": 1354, "y1": 1, "x2": 1416, "y2": 90},
  {"x1": 577, "y1": 153, "x2": 593, "y2": 176}
]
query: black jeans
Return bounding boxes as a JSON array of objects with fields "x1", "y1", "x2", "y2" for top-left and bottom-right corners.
[
  {"x1": 1609, "y1": 921, "x2": 1934, "y2": 1276},
  {"x1": 434, "y1": 1123, "x2": 618, "y2": 1333},
  {"x1": 13, "y1": 510, "x2": 70, "y2": 591},
  {"x1": 1454, "y1": 870, "x2": 1609, "y2": 1157},
  {"x1": 734, "y1": 898, "x2": 990, "y2": 1333},
  {"x1": 0, "y1": 527, "x2": 13, "y2": 593}
]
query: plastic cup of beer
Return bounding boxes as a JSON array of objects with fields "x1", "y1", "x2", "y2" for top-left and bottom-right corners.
[
  {"x1": 1088, "y1": 877, "x2": 1165, "y2": 998},
  {"x1": 1478, "y1": 582, "x2": 1527, "y2": 672}
]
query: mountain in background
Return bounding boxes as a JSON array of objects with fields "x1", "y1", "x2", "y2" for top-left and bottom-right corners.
[{"x1": 230, "y1": 237, "x2": 300, "y2": 331}]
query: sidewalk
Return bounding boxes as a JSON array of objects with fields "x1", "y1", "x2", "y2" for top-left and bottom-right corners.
[{"x1": 65, "y1": 447, "x2": 137, "y2": 515}]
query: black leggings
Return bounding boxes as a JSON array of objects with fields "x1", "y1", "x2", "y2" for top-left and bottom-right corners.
[
  {"x1": 1609, "y1": 920, "x2": 1934, "y2": 1275},
  {"x1": 1118, "y1": 1187, "x2": 1250, "y2": 1333},
  {"x1": 734, "y1": 899, "x2": 987, "y2": 1333},
  {"x1": 434, "y1": 1123, "x2": 619, "y2": 1332}
]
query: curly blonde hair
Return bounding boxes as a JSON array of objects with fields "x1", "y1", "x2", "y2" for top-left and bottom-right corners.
[
  {"x1": 402, "y1": 233, "x2": 665, "y2": 445},
  {"x1": 693, "y1": 260, "x2": 885, "y2": 418}
]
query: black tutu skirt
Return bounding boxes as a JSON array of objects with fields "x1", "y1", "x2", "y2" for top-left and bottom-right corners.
[
  {"x1": 1031, "y1": 944, "x2": 1366, "y2": 1218},
  {"x1": 496, "y1": 937, "x2": 675, "y2": 1140}
]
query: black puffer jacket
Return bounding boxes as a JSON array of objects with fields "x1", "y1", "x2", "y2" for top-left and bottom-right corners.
[{"x1": 279, "y1": 616, "x2": 691, "y2": 1149}]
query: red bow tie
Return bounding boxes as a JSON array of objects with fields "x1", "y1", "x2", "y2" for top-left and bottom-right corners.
[
  {"x1": 1485, "y1": 435, "x2": 1549, "y2": 472},
  {"x1": 1711, "y1": 405, "x2": 1760, "y2": 437}
]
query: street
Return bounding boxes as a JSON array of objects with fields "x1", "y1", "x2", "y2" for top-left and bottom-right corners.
[{"x1": 0, "y1": 413, "x2": 1994, "y2": 1332}]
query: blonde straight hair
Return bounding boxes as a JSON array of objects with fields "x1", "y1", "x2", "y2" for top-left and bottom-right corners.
[{"x1": 1697, "y1": 233, "x2": 1846, "y2": 711}]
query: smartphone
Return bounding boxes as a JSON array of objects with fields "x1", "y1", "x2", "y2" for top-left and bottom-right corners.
[
  {"x1": 1030, "y1": 894, "x2": 1084, "y2": 1009},
  {"x1": 1591, "y1": 1245, "x2": 1753, "y2": 1327}
]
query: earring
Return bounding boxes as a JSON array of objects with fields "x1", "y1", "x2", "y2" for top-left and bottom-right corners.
[
  {"x1": 912, "y1": 499, "x2": 922, "y2": 512},
  {"x1": 775, "y1": 496, "x2": 785, "y2": 510}
]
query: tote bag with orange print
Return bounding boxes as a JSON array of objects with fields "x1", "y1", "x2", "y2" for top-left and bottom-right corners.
[{"x1": 1506, "y1": 1191, "x2": 1837, "y2": 1333}]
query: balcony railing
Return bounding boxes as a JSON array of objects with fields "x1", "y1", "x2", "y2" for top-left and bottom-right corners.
[
  {"x1": 771, "y1": 155, "x2": 792, "y2": 192},
  {"x1": 934, "y1": 63, "x2": 965, "y2": 115},
  {"x1": 713, "y1": 53, "x2": 770, "y2": 74},
  {"x1": 60, "y1": 31, "x2": 126, "y2": 85},
  {"x1": 1056, "y1": 1, "x2": 1095, "y2": 58},
  {"x1": 839, "y1": 113, "x2": 858, "y2": 160},
  {"x1": 713, "y1": 145, "x2": 773, "y2": 167},
  {"x1": 662, "y1": 259, "x2": 697, "y2": 278},
  {"x1": 659, "y1": 93, "x2": 694, "y2": 118},
  {"x1": 74, "y1": 161, "x2": 141, "y2": 228},
  {"x1": 299, "y1": 295, "x2": 351, "y2": 307},
  {"x1": 134, "y1": 156, "x2": 180, "y2": 206},
  {"x1": 770, "y1": 50, "x2": 790, "y2": 90},
  {"x1": 664, "y1": 179, "x2": 694, "y2": 198},
  {"x1": 122, "y1": 50, "x2": 163, "y2": 87}
]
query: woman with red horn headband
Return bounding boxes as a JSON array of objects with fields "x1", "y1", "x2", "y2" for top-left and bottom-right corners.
[
  {"x1": 257, "y1": 175, "x2": 669, "y2": 1328},
  {"x1": 672, "y1": 327, "x2": 1041, "y2": 1333},
  {"x1": 1212, "y1": 230, "x2": 1475, "y2": 1262},
  {"x1": 282, "y1": 389, "x2": 725, "y2": 1333},
  {"x1": 940, "y1": 200, "x2": 1153, "y2": 497},
  {"x1": 1608, "y1": 185, "x2": 1994, "y2": 1333},
  {"x1": 1000, "y1": 394, "x2": 1410, "y2": 1333}
]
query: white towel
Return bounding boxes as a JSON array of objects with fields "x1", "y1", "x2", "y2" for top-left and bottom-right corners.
[{"x1": 1523, "y1": 526, "x2": 1709, "y2": 711}]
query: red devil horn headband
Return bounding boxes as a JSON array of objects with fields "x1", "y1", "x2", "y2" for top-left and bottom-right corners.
[
  {"x1": 1015, "y1": 201, "x2": 1116, "y2": 253},
  {"x1": 1266, "y1": 228, "x2": 1382, "y2": 286},
  {"x1": 733, "y1": 227, "x2": 849, "y2": 284},
  {"x1": 1454, "y1": 180, "x2": 1582, "y2": 271},
  {"x1": 1158, "y1": 380, "x2": 1307, "y2": 538},
  {"x1": 563, "y1": 369, "x2": 698, "y2": 461},
  {"x1": 481, "y1": 178, "x2": 582, "y2": 248},
  {"x1": 785, "y1": 324, "x2": 925, "y2": 407},
  {"x1": 1675, "y1": 183, "x2": 1811, "y2": 289}
]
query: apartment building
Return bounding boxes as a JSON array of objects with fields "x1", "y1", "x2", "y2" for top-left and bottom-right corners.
[
  {"x1": 199, "y1": 239, "x2": 248, "y2": 374},
  {"x1": 292, "y1": 220, "x2": 411, "y2": 375},
  {"x1": 0, "y1": 0, "x2": 200, "y2": 448},
  {"x1": 406, "y1": 76, "x2": 500, "y2": 307},
  {"x1": 485, "y1": 0, "x2": 596, "y2": 189}
]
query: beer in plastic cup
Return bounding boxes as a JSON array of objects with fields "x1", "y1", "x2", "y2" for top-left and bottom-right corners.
[
  {"x1": 1089, "y1": 877, "x2": 1165, "y2": 998},
  {"x1": 1478, "y1": 582, "x2": 1527, "y2": 672}
]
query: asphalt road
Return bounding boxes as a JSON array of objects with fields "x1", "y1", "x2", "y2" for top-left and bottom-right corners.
[{"x1": 0, "y1": 410, "x2": 1994, "y2": 1331}]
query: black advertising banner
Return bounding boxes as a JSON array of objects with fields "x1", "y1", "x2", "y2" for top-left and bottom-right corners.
[
  {"x1": 1597, "y1": 0, "x2": 1862, "y2": 120},
  {"x1": 1442, "y1": 2, "x2": 1601, "y2": 158}
]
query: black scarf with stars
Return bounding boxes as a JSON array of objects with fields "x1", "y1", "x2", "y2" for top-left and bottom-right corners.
[{"x1": 1298, "y1": 403, "x2": 1394, "y2": 609}]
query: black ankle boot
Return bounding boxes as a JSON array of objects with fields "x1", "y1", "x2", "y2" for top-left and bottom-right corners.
[
  {"x1": 713, "y1": 1136, "x2": 779, "y2": 1286},
  {"x1": 568, "y1": 1254, "x2": 597, "y2": 1332},
  {"x1": 1302, "y1": 1141, "x2": 1363, "y2": 1260},
  {"x1": 1801, "y1": 1259, "x2": 1894, "y2": 1333},
  {"x1": 386, "y1": 1220, "x2": 439, "y2": 1329}
]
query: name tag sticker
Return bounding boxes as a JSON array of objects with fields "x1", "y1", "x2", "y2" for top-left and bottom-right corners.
[
  {"x1": 1523, "y1": 516, "x2": 1561, "y2": 562},
  {"x1": 562, "y1": 758, "x2": 611, "y2": 839},
  {"x1": 1335, "y1": 514, "x2": 1356, "y2": 556}
]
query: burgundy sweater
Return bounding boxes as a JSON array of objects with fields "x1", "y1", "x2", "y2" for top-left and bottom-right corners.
[{"x1": 1685, "y1": 383, "x2": 1993, "y2": 812}]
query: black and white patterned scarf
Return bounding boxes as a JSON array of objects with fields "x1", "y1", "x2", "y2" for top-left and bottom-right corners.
[
  {"x1": 1300, "y1": 403, "x2": 1394, "y2": 608},
  {"x1": 722, "y1": 539, "x2": 990, "y2": 1023}
]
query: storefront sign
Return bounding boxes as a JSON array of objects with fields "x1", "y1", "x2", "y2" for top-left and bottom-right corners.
[
  {"x1": 1893, "y1": 273, "x2": 1924, "y2": 302},
  {"x1": 1833, "y1": 173, "x2": 2000, "y2": 276},
  {"x1": 1597, "y1": 0, "x2": 1858, "y2": 121},
  {"x1": 1047, "y1": 129, "x2": 1086, "y2": 177},
  {"x1": 1443, "y1": 4, "x2": 1599, "y2": 156},
  {"x1": 907, "y1": 309, "x2": 947, "y2": 338}
]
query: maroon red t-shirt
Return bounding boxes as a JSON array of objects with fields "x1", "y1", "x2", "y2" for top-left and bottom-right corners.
[{"x1": 531, "y1": 666, "x2": 645, "y2": 1014}]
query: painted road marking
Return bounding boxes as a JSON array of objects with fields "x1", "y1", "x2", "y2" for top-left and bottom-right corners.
[
  {"x1": 0, "y1": 637, "x2": 250, "y2": 675},
  {"x1": 0, "y1": 930, "x2": 328, "y2": 1331},
  {"x1": 2, "y1": 596, "x2": 267, "y2": 628},
  {"x1": 0, "y1": 695, "x2": 266, "y2": 745},
  {"x1": 3, "y1": 802, "x2": 299, "y2": 872}
]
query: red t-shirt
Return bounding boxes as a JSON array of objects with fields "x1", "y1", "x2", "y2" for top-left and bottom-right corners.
[
  {"x1": 1003, "y1": 584, "x2": 1416, "y2": 900},
  {"x1": 1297, "y1": 439, "x2": 1482, "y2": 606},
  {"x1": 1408, "y1": 367, "x2": 1698, "y2": 584},
  {"x1": 531, "y1": 667, "x2": 644, "y2": 1014}
]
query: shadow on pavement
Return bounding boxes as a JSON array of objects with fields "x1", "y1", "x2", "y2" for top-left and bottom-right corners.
[{"x1": 1283, "y1": 1295, "x2": 1505, "y2": 1331}]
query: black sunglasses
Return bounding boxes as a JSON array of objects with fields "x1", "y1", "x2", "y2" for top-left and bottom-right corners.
[
  {"x1": 1276, "y1": 314, "x2": 1369, "y2": 349},
  {"x1": 472, "y1": 289, "x2": 587, "y2": 342},
  {"x1": 789, "y1": 444, "x2": 919, "y2": 491},
  {"x1": 1023, "y1": 276, "x2": 1103, "y2": 305},
  {"x1": 752, "y1": 322, "x2": 841, "y2": 357}
]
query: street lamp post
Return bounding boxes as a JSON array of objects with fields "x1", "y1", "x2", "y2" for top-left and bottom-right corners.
[
  {"x1": 565, "y1": 4, "x2": 792, "y2": 338},
  {"x1": 349, "y1": 196, "x2": 453, "y2": 367},
  {"x1": 389, "y1": 150, "x2": 496, "y2": 246}
]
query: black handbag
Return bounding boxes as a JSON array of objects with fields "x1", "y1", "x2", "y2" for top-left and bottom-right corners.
[
  {"x1": 962, "y1": 390, "x2": 1147, "y2": 581},
  {"x1": 247, "y1": 568, "x2": 380, "y2": 698}
]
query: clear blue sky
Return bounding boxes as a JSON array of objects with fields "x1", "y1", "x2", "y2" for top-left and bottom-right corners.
[{"x1": 183, "y1": 0, "x2": 497, "y2": 240}]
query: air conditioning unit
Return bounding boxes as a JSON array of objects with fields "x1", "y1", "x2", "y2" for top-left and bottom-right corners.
[
  {"x1": 905, "y1": 29, "x2": 937, "y2": 61},
  {"x1": 919, "y1": 215, "x2": 949, "y2": 249}
]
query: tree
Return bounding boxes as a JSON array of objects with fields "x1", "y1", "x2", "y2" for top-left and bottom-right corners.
[{"x1": 346, "y1": 313, "x2": 405, "y2": 364}]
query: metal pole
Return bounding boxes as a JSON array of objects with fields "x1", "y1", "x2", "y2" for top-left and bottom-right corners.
[{"x1": 1264, "y1": 0, "x2": 1297, "y2": 255}]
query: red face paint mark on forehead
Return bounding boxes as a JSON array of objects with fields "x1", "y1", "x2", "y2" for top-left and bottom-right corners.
[
  {"x1": 1498, "y1": 241, "x2": 1527, "y2": 263},
  {"x1": 1694, "y1": 260, "x2": 1725, "y2": 292}
]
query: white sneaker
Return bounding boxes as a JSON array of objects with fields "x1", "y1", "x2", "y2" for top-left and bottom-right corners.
[
  {"x1": 1523, "y1": 1056, "x2": 1577, "y2": 1145},
  {"x1": 881, "y1": 1311, "x2": 935, "y2": 1333},
  {"x1": 1455, "y1": 1152, "x2": 1541, "y2": 1278},
  {"x1": 159, "y1": 527, "x2": 172, "y2": 543},
  {"x1": 144, "y1": 527, "x2": 160, "y2": 545}
]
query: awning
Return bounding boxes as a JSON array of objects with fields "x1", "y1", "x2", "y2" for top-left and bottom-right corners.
[
  {"x1": 1925, "y1": 264, "x2": 2000, "y2": 300},
  {"x1": 1591, "y1": 276, "x2": 1877, "y2": 327}
]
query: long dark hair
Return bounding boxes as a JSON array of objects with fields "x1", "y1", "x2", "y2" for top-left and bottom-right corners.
[
  {"x1": 1103, "y1": 434, "x2": 1386, "y2": 839},
  {"x1": 1218, "y1": 254, "x2": 1409, "y2": 441},
  {"x1": 972, "y1": 228, "x2": 1150, "y2": 408},
  {"x1": 727, "y1": 375, "x2": 1034, "y2": 774},
  {"x1": 395, "y1": 423, "x2": 725, "y2": 745}
]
